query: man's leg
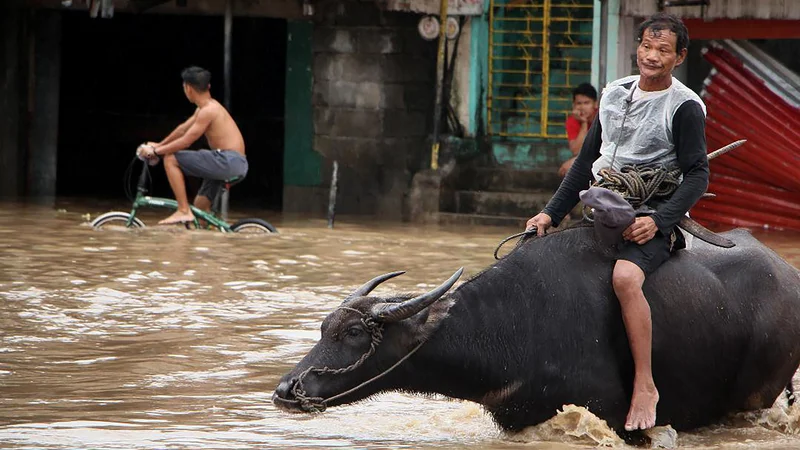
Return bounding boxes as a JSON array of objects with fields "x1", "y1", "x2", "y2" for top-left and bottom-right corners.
[
  {"x1": 613, "y1": 259, "x2": 659, "y2": 431},
  {"x1": 193, "y1": 179, "x2": 224, "y2": 212},
  {"x1": 193, "y1": 194, "x2": 212, "y2": 212},
  {"x1": 159, "y1": 153, "x2": 195, "y2": 224}
]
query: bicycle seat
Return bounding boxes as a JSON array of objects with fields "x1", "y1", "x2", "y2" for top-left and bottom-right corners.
[{"x1": 224, "y1": 176, "x2": 244, "y2": 187}]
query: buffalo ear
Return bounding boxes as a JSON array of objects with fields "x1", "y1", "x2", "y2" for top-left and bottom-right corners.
[{"x1": 370, "y1": 268, "x2": 464, "y2": 322}]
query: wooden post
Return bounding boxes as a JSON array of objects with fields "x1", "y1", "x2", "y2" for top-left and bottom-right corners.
[
  {"x1": 430, "y1": 0, "x2": 449, "y2": 170},
  {"x1": 327, "y1": 161, "x2": 339, "y2": 229}
]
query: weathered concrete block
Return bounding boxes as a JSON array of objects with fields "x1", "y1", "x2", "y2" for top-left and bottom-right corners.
[
  {"x1": 357, "y1": 29, "x2": 403, "y2": 54},
  {"x1": 339, "y1": 110, "x2": 384, "y2": 138},
  {"x1": 379, "y1": 137, "x2": 420, "y2": 167},
  {"x1": 313, "y1": 54, "x2": 344, "y2": 81},
  {"x1": 381, "y1": 84, "x2": 405, "y2": 109},
  {"x1": 337, "y1": 53, "x2": 384, "y2": 82},
  {"x1": 313, "y1": 27, "x2": 356, "y2": 53},
  {"x1": 316, "y1": 108, "x2": 384, "y2": 138},
  {"x1": 383, "y1": 111, "x2": 428, "y2": 137},
  {"x1": 314, "y1": 108, "x2": 335, "y2": 135},
  {"x1": 408, "y1": 169, "x2": 441, "y2": 223},
  {"x1": 330, "y1": 1, "x2": 382, "y2": 27},
  {"x1": 314, "y1": 135, "x2": 353, "y2": 159},
  {"x1": 315, "y1": 137, "x2": 382, "y2": 170},
  {"x1": 380, "y1": 57, "x2": 405, "y2": 83},
  {"x1": 325, "y1": 80, "x2": 383, "y2": 109},
  {"x1": 381, "y1": 54, "x2": 433, "y2": 83},
  {"x1": 334, "y1": 167, "x2": 380, "y2": 215},
  {"x1": 375, "y1": 167, "x2": 410, "y2": 220},
  {"x1": 312, "y1": 81, "x2": 329, "y2": 107},
  {"x1": 351, "y1": 138, "x2": 384, "y2": 167}
]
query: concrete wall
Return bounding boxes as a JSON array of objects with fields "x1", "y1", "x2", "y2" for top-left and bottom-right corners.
[{"x1": 307, "y1": 0, "x2": 436, "y2": 219}]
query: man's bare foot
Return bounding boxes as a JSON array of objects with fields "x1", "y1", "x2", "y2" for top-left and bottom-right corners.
[
  {"x1": 625, "y1": 384, "x2": 659, "y2": 431},
  {"x1": 158, "y1": 211, "x2": 195, "y2": 225}
]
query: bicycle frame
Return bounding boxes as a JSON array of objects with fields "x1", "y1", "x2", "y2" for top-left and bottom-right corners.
[{"x1": 126, "y1": 163, "x2": 235, "y2": 232}]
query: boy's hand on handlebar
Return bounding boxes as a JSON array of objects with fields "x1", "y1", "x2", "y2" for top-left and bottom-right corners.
[{"x1": 136, "y1": 144, "x2": 160, "y2": 165}]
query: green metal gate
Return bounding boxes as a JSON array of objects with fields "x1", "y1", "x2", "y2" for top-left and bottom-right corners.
[{"x1": 488, "y1": 0, "x2": 593, "y2": 138}]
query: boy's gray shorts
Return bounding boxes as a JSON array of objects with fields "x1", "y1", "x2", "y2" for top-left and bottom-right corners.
[{"x1": 174, "y1": 149, "x2": 248, "y2": 200}]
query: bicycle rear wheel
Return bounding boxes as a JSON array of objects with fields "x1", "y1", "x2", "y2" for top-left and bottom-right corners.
[
  {"x1": 91, "y1": 212, "x2": 145, "y2": 230},
  {"x1": 231, "y1": 218, "x2": 278, "y2": 234}
]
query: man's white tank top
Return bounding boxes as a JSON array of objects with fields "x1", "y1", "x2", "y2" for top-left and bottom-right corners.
[{"x1": 591, "y1": 75, "x2": 707, "y2": 179}]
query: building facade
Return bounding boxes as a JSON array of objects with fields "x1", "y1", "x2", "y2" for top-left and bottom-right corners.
[{"x1": 1, "y1": 0, "x2": 797, "y2": 226}]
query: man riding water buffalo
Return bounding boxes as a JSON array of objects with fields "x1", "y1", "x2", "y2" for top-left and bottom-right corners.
[
  {"x1": 527, "y1": 12, "x2": 707, "y2": 431},
  {"x1": 272, "y1": 12, "x2": 800, "y2": 440}
]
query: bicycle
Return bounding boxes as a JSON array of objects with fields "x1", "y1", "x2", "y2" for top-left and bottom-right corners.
[{"x1": 91, "y1": 155, "x2": 278, "y2": 233}]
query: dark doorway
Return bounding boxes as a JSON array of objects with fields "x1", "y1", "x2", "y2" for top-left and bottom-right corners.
[{"x1": 57, "y1": 11, "x2": 286, "y2": 210}]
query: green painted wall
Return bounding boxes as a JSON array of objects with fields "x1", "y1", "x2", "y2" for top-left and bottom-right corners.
[
  {"x1": 468, "y1": 2, "x2": 491, "y2": 137},
  {"x1": 284, "y1": 20, "x2": 321, "y2": 186}
]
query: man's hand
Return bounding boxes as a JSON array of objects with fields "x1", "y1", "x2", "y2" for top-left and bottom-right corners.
[
  {"x1": 136, "y1": 143, "x2": 159, "y2": 166},
  {"x1": 137, "y1": 144, "x2": 156, "y2": 159},
  {"x1": 558, "y1": 156, "x2": 576, "y2": 178},
  {"x1": 623, "y1": 216, "x2": 658, "y2": 244},
  {"x1": 525, "y1": 212, "x2": 553, "y2": 237},
  {"x1": 572, "y1": 106, "x2": 587, "y2": 124}
]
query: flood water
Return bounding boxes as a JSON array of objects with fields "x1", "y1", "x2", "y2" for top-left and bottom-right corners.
[{"x1": 1, "y1": 200, "x2": 800, "y2": 449}]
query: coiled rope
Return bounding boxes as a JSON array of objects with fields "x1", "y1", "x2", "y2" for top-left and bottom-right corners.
[{"x1": 594, "y1": 165, "x2": 681, "y2": 209}]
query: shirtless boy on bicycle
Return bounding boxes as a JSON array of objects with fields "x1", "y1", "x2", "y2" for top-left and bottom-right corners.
[{"x1": 138, "y1": 66, "x2": 247, "y2": 225}]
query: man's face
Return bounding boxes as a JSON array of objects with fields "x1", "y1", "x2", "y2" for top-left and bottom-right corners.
[
  {"x1": 182, "y1": 82, "x2": 193, "y2": 101},
  {"x1": 573, "y1": 94, "x2": 597, "y2": 119},
  {"x1": 636, "y1": 27, "x2": 687, "y2": 82}
]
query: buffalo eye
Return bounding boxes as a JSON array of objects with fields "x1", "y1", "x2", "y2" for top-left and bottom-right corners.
[{"x1": 345, "y1": 326, "x2": 363, "y2": 338}]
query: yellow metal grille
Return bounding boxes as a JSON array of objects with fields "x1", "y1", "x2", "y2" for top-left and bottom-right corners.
[{"x1": 488, "y1": 0, "x2": 593, "y2": 138}]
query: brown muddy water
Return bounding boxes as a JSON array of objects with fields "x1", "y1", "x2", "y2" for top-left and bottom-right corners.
[{"x1": 1, "y1": 200, "x2": 800, "y2": 449}]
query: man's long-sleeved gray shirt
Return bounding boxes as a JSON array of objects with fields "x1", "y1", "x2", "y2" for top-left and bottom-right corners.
[{"x1": 542, "y1": 76, "x2": 710, "y2": 235}]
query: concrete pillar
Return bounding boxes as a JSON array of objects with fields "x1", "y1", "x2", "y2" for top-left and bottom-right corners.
[
  {"x1": 617, "y1": 15, "x2": 636, "y2": 78},
  {"x1": 605, "y1": 0, "x2": 622, "y2": 84},
  {"x1": 408, "y1": 169, "x2": 441, "y2": 223},
  {"x1": 28, "y1": 9, "x2": 61, "y2": 200},
  {"x1": 0, "y1": 6, "x2": 22, "y2": 198}
]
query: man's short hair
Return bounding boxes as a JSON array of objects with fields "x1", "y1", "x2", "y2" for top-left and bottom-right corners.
[
  {"x1": 637, "y1": 12, "x2": 689, "y2": 54},
  {"x1": 181, "y1": 66, "x2": 211, "y2": 92},
  {"x1": 573, "y1": 83, "x2": 598, "y2": 101}
]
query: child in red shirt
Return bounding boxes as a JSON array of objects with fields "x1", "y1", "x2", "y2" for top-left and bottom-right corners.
[{"x1": 560, "y1": 83, "x2": 599, "y2": 177}]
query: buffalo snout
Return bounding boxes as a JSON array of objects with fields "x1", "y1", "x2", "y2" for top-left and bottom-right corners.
[{"x1": 272, "y1": 377, "x2": 303, "y2": 412}]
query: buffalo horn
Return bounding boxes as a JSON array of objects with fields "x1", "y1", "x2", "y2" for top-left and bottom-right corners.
[
  {"x1": 345, "y1": 271, "x2": 406, "y2": 302},
  {"x1": 678, "y1": 217, "x2": 735, "y2": 248},
  {"x1": 370, "y1": 268, "x2": 464, "y2": 323}
]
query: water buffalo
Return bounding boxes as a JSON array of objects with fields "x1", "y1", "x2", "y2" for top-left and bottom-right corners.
[{"x1": 273, "y1": 225, "x2": 800, "y2": 435}]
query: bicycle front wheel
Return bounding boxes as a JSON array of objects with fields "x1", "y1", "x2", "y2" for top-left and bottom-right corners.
[
  {"x1": 231, "y1": 218, "x2": 278, "y2": 234},
  {"x1": 91, "y1": 212, "x2": 145, "y2": 231}
]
